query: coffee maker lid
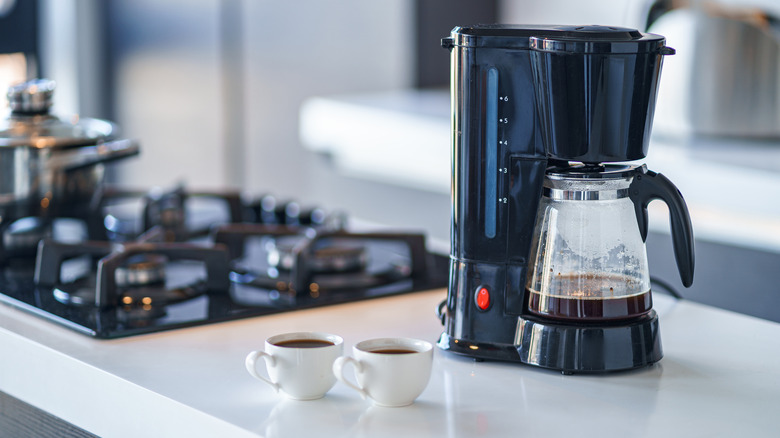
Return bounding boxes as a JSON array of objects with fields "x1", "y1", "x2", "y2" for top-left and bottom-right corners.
[
  {"x1": 447, "y1": 25, "x2": 584, "y2": 49},
  {"x1": 529, "y1": 25, "x2": 673, "y2": 54}
]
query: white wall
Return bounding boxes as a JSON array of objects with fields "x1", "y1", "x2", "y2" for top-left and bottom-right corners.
[{"x1": 241, "y1": 1, "x2": 414, "y2": 197}]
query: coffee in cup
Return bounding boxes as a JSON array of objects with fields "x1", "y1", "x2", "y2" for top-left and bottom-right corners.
[
  {"x1": 245, "y1": 332, "x2": 343, "y2": 400},
  {"x1": 333, "y1": 337, "x2": 433, "y2": 407}
]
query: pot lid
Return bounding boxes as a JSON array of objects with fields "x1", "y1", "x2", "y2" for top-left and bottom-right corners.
[{"x1": 0, "y1": 79, "x2": 117, "y2": 148}]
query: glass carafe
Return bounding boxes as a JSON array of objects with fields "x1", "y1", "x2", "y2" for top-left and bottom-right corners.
[{"x1": 526, "y1": 165, "x2": 652, "y2": 321}]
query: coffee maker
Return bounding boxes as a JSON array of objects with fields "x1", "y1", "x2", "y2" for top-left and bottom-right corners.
[{"x1": 437, "y1": 25, "x2": 694, "y2": 373}]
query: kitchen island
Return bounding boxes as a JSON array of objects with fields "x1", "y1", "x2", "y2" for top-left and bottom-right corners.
[{"x1": 1, "y1": 289, "x2": 778, "y2": 437}]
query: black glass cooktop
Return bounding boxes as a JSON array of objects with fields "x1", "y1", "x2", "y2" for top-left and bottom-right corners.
[
  {"x1": 0, "y1": 235, "x2": 448, "y2": 338},
  {"x1": 0, "y1": 189, "x2": 448, "y2": 338}
]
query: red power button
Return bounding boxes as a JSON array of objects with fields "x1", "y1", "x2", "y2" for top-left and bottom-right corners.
[{"x1": 476, "y1": 287, "x2": 490, "y2": 310}]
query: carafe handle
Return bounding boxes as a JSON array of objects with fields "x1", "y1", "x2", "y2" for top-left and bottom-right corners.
[{"x1": 629, "y1": 166, "x2": 695, "y2": 287}]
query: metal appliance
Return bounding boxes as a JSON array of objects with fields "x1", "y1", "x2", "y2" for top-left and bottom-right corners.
[
  {"x1": 0, "y1": 79, "x2": 139, "y2": 235},
  {"x1": 437, "y1": 25, "x2": 695, "y2": 373}
]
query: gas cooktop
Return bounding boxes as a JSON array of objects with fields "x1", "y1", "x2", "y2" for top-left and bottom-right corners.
[{"x1": 0, "y1": 187, "x2": 448, "y2": 338}]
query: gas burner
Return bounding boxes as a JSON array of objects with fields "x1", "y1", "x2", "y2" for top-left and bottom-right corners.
[
  {"x1": 4, "y1": 218, "x2": 52, "y2": 253},
  {"x1": 99, "y1": 187, "x2": 337, "y2": 244},
  {"x1": 0, "y1": 217, "x2": 90, "y2": 264},
  {"x1": 267, "y1": 236, "x2": 368, "y2": 274},
  {"x1": 51, "y1": 278, "x2": 207, "y2": 322},
  {"x1": 213, "y1": 224, "x2": 430, "y2": 297},
  {"x1": 115, "y1": 254, "x2": 168, "y2": 288},
  {"x1": 36, "y1": 240, "x2": 231, "y2": 310},
  {"x1": 100, "y1": 186, "x2": 244, "y2": 242},
  {"x1": 144, "y1": 187, "x2": 187, "y2": 230},
  {"x1": 231, "y1": 264, "x2": 411, "y2": 297}
]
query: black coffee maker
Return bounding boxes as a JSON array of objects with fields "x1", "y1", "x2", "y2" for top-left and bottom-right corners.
[{"x1": 437, "y1": 25, "x2": 695, "y2": 373}]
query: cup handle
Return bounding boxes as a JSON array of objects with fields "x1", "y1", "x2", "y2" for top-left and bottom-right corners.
[
  {"x1": 333, "y1": 356, "x2": 366, "y2": 400},
  {"x1": 245, "y1": 350, "x2": 279, "y2": 392}
]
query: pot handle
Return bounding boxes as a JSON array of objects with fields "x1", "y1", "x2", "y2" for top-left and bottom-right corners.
[
  {"x1": 629, "y1": 165, "x2": 695, "y2": 287},
  {"x1": 48, "y1": 138, "x2": 140, "y2": 171}
]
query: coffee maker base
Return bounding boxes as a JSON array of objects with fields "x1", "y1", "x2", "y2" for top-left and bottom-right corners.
[
  {"x1": 438, "y1": 311, "x2": 662, "y2": 374},
  {"x1": 516, "y1": 311, "x2": 663, "y2": 373}
]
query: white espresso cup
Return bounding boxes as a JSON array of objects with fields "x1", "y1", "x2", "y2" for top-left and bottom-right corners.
[
  {"x1": 245, "y1": 332, "x2": 343, "y2": 400},
  {"x1": 333, "y1": 337, "x2": 433, "y2": 407}
]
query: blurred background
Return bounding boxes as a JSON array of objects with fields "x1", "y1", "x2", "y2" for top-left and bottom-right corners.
[{"x1": 2, "y1": 0, "x2": 780, "y2": 252}]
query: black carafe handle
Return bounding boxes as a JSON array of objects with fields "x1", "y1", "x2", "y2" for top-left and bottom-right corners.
[{"x1": 629, "y1": 166, "x2": 695, "y2": 287}]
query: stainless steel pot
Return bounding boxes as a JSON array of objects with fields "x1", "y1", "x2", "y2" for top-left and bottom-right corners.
[{"x1": 0, "y1": 79, "x2": 139, "y2": 221}]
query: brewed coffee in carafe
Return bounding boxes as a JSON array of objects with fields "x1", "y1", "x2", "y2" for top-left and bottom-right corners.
[{"x1": 526, "y1": 165, "x2": 652, "y2": 321}]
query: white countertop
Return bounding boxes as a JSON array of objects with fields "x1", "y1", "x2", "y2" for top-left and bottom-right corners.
[{"x1": 1, "y1": 290, "x2": 779, "y2": 437}]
